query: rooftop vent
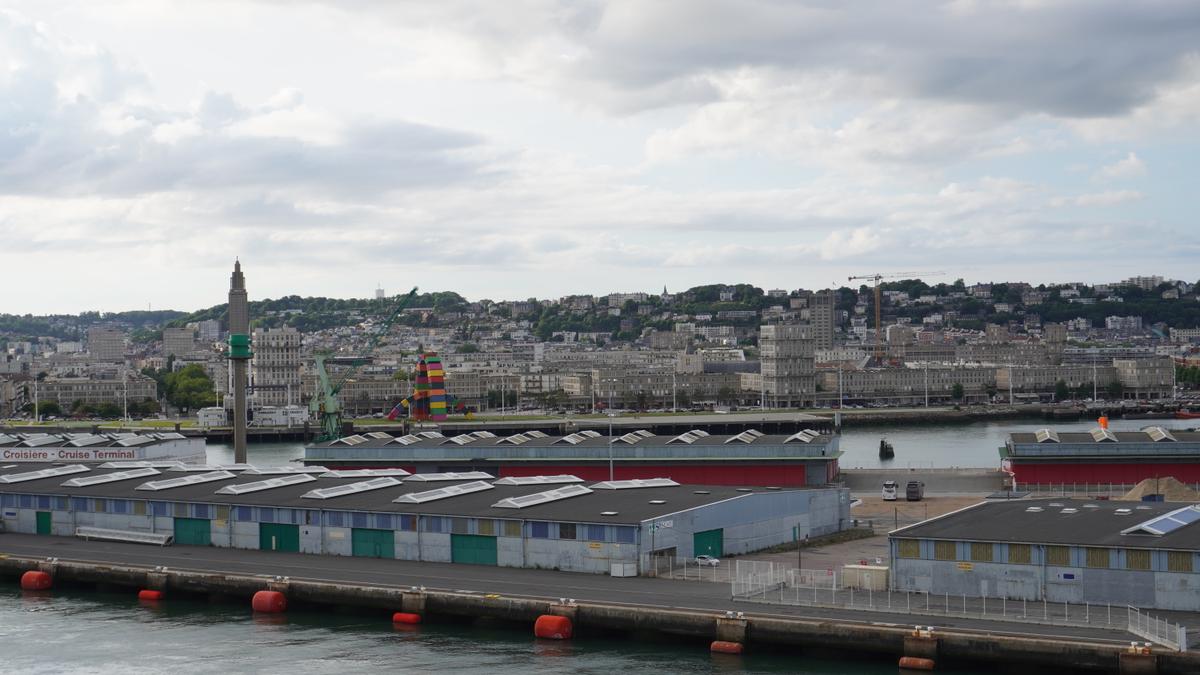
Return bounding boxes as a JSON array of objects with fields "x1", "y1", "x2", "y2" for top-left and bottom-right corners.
[
  {"x1": 1116, "y1": 508, "x2": 1133, "y2": 515},
  {"x1": 1025, "y1": 506, "x2": 1044, "y2": 512},
  {"x1": 1089, "y1": 428, "x2": 1118, "y2": 443},
  {"x1": 1083, "y1": 503, "x2": 1100, "y2": 509},
  {"x1": 1146, "y1": 427, "x2": 1177, "y2": 442},
  {"x1": 1049, "y1": 502, "x2": 1064, "y2": 508},
  {"x1": 600, "y1": 511, "x2": 618, "y2": 516},
  {"x1": 648, "y1": 499, "x2": 666, "y2": 504},
  {"x1": 1061, "y1": 508, "x2": 1078, "y2": 514}
]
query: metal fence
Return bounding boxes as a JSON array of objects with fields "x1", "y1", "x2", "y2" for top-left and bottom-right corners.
[
  {"x1": 644, "y1": 555, "x2": 735, "y2": 583},
  {"x1": 1020, "y1": 483, "x2": 1200, "y2": 498},
  {"x1": 1128, "y1": 606, "x2": 1189, "y2": 651},
  {"x1": 731, "y1": 560, "x2": 1190, "y2": 650}
]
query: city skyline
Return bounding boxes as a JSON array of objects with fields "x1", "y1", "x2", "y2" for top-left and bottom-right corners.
[{"x1": 1, "y1": 2, "x2": 1198, "y2": 314}]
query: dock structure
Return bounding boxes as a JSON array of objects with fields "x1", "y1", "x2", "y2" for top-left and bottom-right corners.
[{"x1": 0, "y1": 533, "x2": 1196, "y2": 674}]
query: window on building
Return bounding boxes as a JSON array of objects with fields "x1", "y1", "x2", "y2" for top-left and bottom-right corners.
[
  {"x1": 1086, "y1": 547, "x2": 1110, "y2": 569},
  {"x1": 559, "y1": 523, "x2": 577, "y2": 540},
  {"x1": 421, "y1": 516, "x2": 444, "y2": 533},
  {"x1": 111, "y1": 500, "x2": 128, "y2": 515},
  {"x1": 970, "y1": 542, "x2": 993, "y2": 562},
  {"x1": 934, "y1": 541, "x2": 956, "y2": 561},
  {"x1": 451, "y1": 518, "x2": 469, "y2": 534},
  {"x1": 399, "y1": 515, "x2": 417, "y2": 531},
  {"x1": 478, "y1": 519, "x2": 495, "y2": 536},
  {"x1": 70, "y1": 497, "x2": 87, "y2": 512},
  {"x1": 326, "y1": 511, "x2": 344, "y2": 528},
  {"x1": 37, "y1": 495, "x2": 51, "y2": 510},
  {"x1": 586, "y1": 524, "x2": 607, "y2": 542},
  {"x1": 614, "y1": 527, "x2": 636, "y2": 544},
  {"x1": 151, "y1": 502, "x2": 169, "y2": 517},
  {"x1": 897, "y1": 540, "x2": 920, "y2": 559},
  {"x1": 132, "y1": 501, "x2": 146, "y2": 516},
  {"x1": 1, "y1": 494, "x2": 14, "y2": 508},
  {"x1": 1126, "y1": 549, "x2": 1151, "y2": 571},
  {"x1": 260, "y1": 507, "x2": 275, "y2": 523},
  {"x1": 352, "y1": 512, "x2": 368, "y2": 529},
  {"x1": 236, "y1": 506, "x2": 252, "y2": 521},
  {"x1": 1046, "y1": 546, "x2": 1070, "y2": 566},
  {"x1": 1168, "y1": 551, "x2": 1194, "y2": 573},
  {"x1": 18, "y1": 495, "x2": 32, "y2": 509},
  {"x1": 94, "y1": 499, "x2": 107, "y2": 513},
  {"x1": 193, "y1": 504, "x2": 210, "y2": 520},
  {"x1": 174, "y1": 503, "x2": 188, "y2": 518},
  {"x1": 375, "y1": 514, "x2": 392, "y2": 530},
  {"x1": 530, "y1": 521, "x2": 549, "y2": 538},
  {"x1": 1008, "y1": 544, "x2": 1032, "y2": 565},
  {"x1": 503, "y1": 520, "x2": 521, "y2": 537}
]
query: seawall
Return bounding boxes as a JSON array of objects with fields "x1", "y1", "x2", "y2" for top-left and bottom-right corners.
[{"x1": 1, "y1": 554, "x2": 1195, "y2": 674}]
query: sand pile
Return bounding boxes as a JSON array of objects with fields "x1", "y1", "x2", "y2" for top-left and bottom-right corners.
[{"x1": 1119, "y1": 476, "x2": 1200, "y2": 503}]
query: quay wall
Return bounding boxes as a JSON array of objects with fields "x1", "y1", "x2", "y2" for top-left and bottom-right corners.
[{"x1": 1, "y1": 555, "x2": 1198, "y2": 674}]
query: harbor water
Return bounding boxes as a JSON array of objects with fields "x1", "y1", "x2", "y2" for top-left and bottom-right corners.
[{"x1": 0, "y1": 586, "x2": 972, "y2": 674}]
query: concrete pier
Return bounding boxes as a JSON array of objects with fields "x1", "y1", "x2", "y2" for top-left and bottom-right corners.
[{"x1": 0, "y1": 552, "x2": 1196, "y2": 673}]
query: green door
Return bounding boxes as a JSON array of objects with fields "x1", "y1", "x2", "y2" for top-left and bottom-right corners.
[
  {"x1": 174, "y1": 517, "x2": 211, "y2": 546},
  {"x1": 451, "y1": 534, "x2": 498, "y2": 566},
  {"x1": 351, "y1": 528, "x2": 394, "y2": 558},
  {"x1": 259, "y1": 523, "x2": 300, "y2": 552},
  {"x1": 694, "y1": 528, "x2": 724, "y2": 557},
  {"x1": 35, "y1": 511, "x2": 52, "y2": 536}
]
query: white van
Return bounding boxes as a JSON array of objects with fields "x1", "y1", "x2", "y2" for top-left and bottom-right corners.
[{"x1": 881, "y1": 480, "x2": 898, "y2": 501}]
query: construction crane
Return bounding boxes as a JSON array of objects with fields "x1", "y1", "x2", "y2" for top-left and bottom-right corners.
[
  {"x1": 848, "y1": 271, "x2": 945, "y2": 362},
  {"x1": 310, "y1": 287, "x2": 419, "y2": 441}
]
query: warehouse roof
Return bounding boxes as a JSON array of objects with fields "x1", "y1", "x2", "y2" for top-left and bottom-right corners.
[
  {"x1": 1009, "y1": 428, "x2": 1200, "y2": 445},
  {"x1": 891, "y1": 498, "x2": 1200, "y2": 551},
  {"x1": 0, "y1": 462, "x2": 810, "y2": 525},
  {"x1": 312, "y1": 428, "x2": 834, "y2": 449},
  {"x1": 0, "y1": 432, "x2": 192, "y2": 448}
]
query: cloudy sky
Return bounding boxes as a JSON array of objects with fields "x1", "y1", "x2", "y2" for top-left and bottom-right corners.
[{"x1": 2, "y1": 1, "x2": 1198, "y2": 314}]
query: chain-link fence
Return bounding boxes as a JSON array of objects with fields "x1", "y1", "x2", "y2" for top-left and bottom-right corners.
[
  {"x1": 1128, "y1": 606, "x2": 1189, "y2": 651},
  {"x1": 643, "y1": 555, "x2": 735, "y2": 582}
]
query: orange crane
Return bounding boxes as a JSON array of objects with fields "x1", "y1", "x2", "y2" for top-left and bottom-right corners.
[{"x1": 848, "y1": 271, "x2": 945, "y2": 361}]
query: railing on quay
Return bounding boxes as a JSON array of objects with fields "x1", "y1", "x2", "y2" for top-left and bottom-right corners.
[{"x1": 731, "y1": 560, "x2": 1190, "y2": 651}]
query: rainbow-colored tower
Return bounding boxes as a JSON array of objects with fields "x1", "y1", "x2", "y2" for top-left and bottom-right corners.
[{"x1": 389, "y1": 352, "x2": 460, "y2": 422}]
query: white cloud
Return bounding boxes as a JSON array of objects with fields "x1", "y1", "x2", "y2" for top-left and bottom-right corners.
[{"x1": 1094, "y1": 152, "x2": 1148, "y2": 181}]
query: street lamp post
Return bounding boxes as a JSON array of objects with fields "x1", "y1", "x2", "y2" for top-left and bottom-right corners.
[
  {"x1": 607, "y1": 412, "x2": 615, "y2": 481},
  {"x1": 672, "y1": 372, "x2": 676, "y2": 412}
]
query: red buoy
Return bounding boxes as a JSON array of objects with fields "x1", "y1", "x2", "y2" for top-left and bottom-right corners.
[
  {"x1": 138, "y1": 589, "x2": 164, "y2": 601},
  {"x1": 392, "y1": 612, "x2": 422, "y2": 625},
  {"x1": 251, "y1": 590, "x2": 287, "y2": 613},
  {"x1": 899, "y1": 656, "x2": 936, "y2": 671},
  {"x1": 533, "y1": 614, "x2": 573, "y2": 640},
  {"x1": 20, "y1": 570, "x2": 52, "y2": 591},
  {"x1": 710, "y1": 640, "x2": 744, "y2": 654}
]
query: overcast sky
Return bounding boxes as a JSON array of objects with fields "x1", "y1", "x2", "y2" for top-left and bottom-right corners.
[{"x1": 2, "y1": 1, "x2": 1198, "y2": 314}]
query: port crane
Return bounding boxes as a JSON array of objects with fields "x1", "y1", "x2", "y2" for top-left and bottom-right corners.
[
  {"x1": 847, "y1": 271, "x2": 944, "y2": 361},
  {"x1": 310, "y1": 287, "x2": 418, "y2": 441}
]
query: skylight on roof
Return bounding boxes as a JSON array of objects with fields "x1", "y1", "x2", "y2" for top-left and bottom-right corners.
[
  {"x1": 302, "y1": 476, "x2": 402, "y2": 500},
  {"x1": 1034, "y1": 429, "x2": 1059, "y2": 443},
  {"x1": 615, "y1": 430, "x2": 653, "y2": 444},
  {"x1": 492, "y1": 484, "x2": 593, "y2": 509},
  {"x1": 136, "y1": 471, "x2": 235, "y2": 491},
  {"x1": 216, "y1": 473, "x2": 317, "y2": 495},
  {"x1": 784, "y1": 430, "x2": 821, "y2": 444},
  {"x1": 556, "y1": 431, "x2": 602, "y2": 445},
  {"x1": 1121, "y1": 505, "x2": 1200, "y2": 536},
  {"x1": 62, "y1": 467, "x2": 160, "y2": 487},
  {"x1": 1146, "y1": 427, "x2": 1177, "y2": 442},
  {"x1": 499, "y1": 433, "x2": 532, "y2": 445},
  {"x1": 20, "y1": 434, "x2": 64, "y2": 447},
  {"x1": 446, "y1": 434, "x2": 479, "y2": 445},
  {"x1": 416, "y1": 431, "x2": 444, "y2": 439},
  {"x1": 320, "y1": 469, "x2": 411, "y2": 478},
  {"x1": 667, "y1": 430, "x2": 710, "y2": 444},
  {"x1": 393, "y1": 480, "x2": 494, "y2": 504},
  {"x1": 66, "y1": 434, "x2": 110, "y2": 447},
  {"x1": 590, "y1": 478, "x2": 680, "y2": 490},
  {"x1": 493, "y1": 475, "x2": 583, "y2": 486},
  {"x1": 404, "y1": 471, "x2": 493, "y2": 482},
  {"x1": 242, "y1": 466, "x2": 328, "y2": 475},
  {"x1": 470, "y1": 431, "x2": 496, "y2": 439},
  {"x1": 0, "y1": 464, "x2": 90, "y2": 483},
  {"x1": 725, "y1": 429, "x2": 764, "y2": 444},
  {"x1": 333, "y1": 434, "x2": 369, "y2": 446},
  {"x1": 1089, "y1": 428, "x2": 1118, "y2": 443},
  {"x1": 366, "y1": 431, "x2": 394, "y2": 440}
]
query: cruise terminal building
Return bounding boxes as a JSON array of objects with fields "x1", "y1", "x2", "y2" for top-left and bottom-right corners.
[{"x1": 0, "y1": 461, "x2": 850, "y2": 574}]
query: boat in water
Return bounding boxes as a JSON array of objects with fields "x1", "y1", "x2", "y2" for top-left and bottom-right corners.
[
  {"x1": 1177, "y1": 410, "x2": 1200, "y2": 420},
  {"x1": 879, "y1": 438, "x2": 895, "y2": 460}
]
